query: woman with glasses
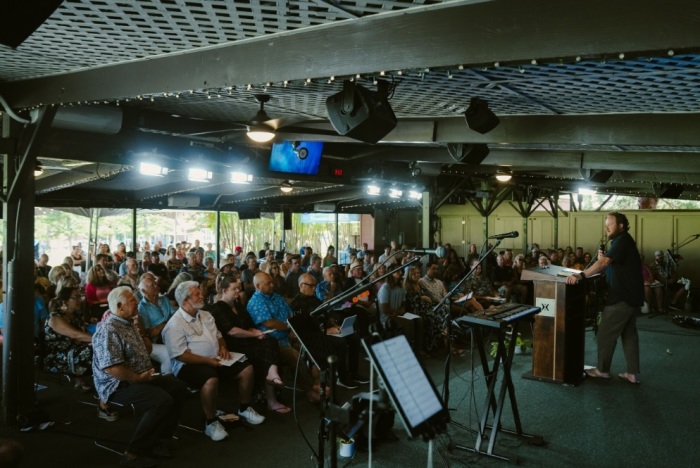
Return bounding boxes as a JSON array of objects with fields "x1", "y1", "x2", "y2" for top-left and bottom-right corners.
[
  {"x1": 43, "y1": 286, "x2": 93, "y2": 390},
  {"x1": 209, "y1": 276, "x2": 291, "y2": 414}
]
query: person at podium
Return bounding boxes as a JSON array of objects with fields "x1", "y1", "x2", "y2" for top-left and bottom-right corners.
[{"x1": 566, "y1": 212, "x2": 643, "y2": 384}]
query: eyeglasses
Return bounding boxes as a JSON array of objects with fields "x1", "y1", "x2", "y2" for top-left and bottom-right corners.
[{"x1": 301, "y1": 282, "x2": 316, "y2": 287}]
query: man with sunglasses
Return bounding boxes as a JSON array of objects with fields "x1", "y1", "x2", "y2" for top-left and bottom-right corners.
[{"x1": 290, "y1": 274, "x2": 368, "y2": 389}]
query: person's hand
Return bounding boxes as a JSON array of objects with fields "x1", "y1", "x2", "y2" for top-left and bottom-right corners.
[
  {"x1": 133, "y1": 369, "x2": 155, "y2": 383},
  {"x1": 566, "y1": 274, "x2": 582, "y2": 285},
  {"x1": 211, "y1": 357, "x2": 223, "y2": 367},
  {"x1": 219, "y1": 347, "x2": 231, "y2": 360},
  {"x1": 250, "y1": 328, "x2": 264, "y2": 339},
  {"x1": 327, "y1": 326, "x2": 341, "y2": 335}
]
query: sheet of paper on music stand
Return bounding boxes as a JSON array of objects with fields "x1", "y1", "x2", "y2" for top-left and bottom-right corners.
[
  {"x1": 365, "y1": 335, "x2": 448, "y2": 438},
  {"x1": 401, "y1": 312, "x2": 421, "y2": 320},
  {"x1": 217, "y1": 352, "x2": 246, "y2": 366},
  {"x1": 453, "y1": 292, "x2": 474, "y2": 303}
]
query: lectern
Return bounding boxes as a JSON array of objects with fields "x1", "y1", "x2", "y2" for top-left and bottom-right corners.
[{"x1": 521, "y1": 265, "x2": 586, "y2": 385}]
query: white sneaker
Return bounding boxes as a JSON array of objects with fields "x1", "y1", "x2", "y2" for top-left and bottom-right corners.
[
  {"x1": 204, "y1": 420, "x2": 229, "y2": 441},
  {"x1": 238, "y1": 407, "x2": 265, "y2": 425}
]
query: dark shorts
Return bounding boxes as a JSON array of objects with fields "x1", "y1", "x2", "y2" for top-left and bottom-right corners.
[{"x1": 176, "y1": 362, "x2": 250, "y2": 389}]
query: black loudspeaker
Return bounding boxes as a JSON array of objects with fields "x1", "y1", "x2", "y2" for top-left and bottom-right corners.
[
  {"x1": 326, "y1": 80, "x2": 397, "y2": 144},
  {"x1": 0, "y1": 0, "x2": 63, "y2": 48},
  {"x1": 660, "y1": 185, "x2": 684, "y2": 199},
  {"x1": 237, "y1": 209, "x2": 261, "y2": 220},
  {"x1": 464, "y1": 97, "x2": 500, "y2": 134},
  {"x1": 283, "y1": 208, "x2": 292, "y2": 231},
  {"x1": 446, "y1": 143, "x2": 490, "y2": 165},
  {"x1": 589, "y1": 170, "x2": 614, "y2": 184}
]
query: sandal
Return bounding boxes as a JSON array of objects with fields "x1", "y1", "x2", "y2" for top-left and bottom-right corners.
[
  {"x1": 585, "y1": 368, "x2": 611, "y2": 379},
  {"x1": 265, "y1": 377, "x2": 285, "y2": 388},
  {"x1": 617, "y1": 372, "x2": 640, "y2": 384},
  {"x1": 268, "y1": 404, "x2": 292, "y2": 414}
]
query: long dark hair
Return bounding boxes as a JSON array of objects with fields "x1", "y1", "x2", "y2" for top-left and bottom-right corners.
[{"x1": 52, "y1": 286, "x2": 78, "y2": 312}]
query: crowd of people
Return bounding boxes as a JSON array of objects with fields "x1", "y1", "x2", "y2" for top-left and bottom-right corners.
[{"x1": 1, "y1": 229, "x2": 689, "y2": 466}]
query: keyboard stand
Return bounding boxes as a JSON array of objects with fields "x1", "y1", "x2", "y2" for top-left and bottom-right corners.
[{"x1": 454, "y1": 319, "x2": 544, "y2": 462}]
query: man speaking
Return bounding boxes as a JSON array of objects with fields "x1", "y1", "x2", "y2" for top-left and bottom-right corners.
[{"x1": 566, "y1": 212, "x2": 643, "y2": 384}]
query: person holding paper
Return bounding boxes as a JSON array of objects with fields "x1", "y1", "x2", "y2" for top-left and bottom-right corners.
[
  {"x1": 162, "y1": 281, "x2": 265, "y2": 442},
  {"x1": 209, "y1": 275, "x2": 291, "y2": 414},
  {"x1": 378, "y1": 269, "x2": 425, "y2": 356}
]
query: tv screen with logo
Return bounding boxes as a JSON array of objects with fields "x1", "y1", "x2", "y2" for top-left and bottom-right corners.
[{"x1": 269, "y1": 141, "x2": 323, "y2": 175}]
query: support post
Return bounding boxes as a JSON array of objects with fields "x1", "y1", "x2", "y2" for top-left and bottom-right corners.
[{"x1": 2, "y1": 106, "x2": 56, "y2": 425}]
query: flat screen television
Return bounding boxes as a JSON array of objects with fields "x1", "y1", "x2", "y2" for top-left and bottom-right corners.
[{"x1": 269, "y1": 141, "x2": 323, "y2": 175}]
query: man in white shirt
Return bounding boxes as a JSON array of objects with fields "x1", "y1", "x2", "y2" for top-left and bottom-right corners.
[{"x1": 162, "y1": 281, "x2": 264, "y2": 442}]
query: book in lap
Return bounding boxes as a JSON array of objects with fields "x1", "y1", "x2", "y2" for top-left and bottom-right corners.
[{"x1": 330, "y1": 315, "x2": 357, "y2": 338}]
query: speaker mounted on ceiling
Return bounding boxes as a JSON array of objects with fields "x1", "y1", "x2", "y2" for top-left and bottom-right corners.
[
  {"x1": 326, "y1": 80, "x2": 397, "y2": 144},
  {"x1": 464, "y1": 97, "x2": 500, "y2": 134}
]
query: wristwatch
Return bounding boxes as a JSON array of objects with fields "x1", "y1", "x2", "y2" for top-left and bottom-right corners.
[{"x1": 579, "y1": 272, "x2": 586, "y2": 280}]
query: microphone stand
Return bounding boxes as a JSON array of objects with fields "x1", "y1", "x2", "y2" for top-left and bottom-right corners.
[
  {"x1": 309, "y1": 258, "x2": 422, "y2": 318},
  {"x1": 306, "y1": 259, "x2": 420, "y2": 467},
  {"x1": 436, "y1": 239, "x2": 502, "y2": 415}
]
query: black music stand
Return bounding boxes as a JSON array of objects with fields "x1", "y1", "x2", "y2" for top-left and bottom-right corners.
[
  {"x1": 454, "y1": 308, "x2": 544, "y2": 462},
  {"x1": 362, "y1": 335, "x2": 449, "y2": 440},
  {"x1": 287, "y1": 313, "x2": 338, "y2": 468}
]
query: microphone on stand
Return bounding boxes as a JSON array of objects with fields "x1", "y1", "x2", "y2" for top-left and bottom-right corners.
[
  {"x1": 487, "y1": 231, "x2": 519, "y2": 240},
  {"x1": 402, "y1": 248, "x2": 440, "y2": 256}
]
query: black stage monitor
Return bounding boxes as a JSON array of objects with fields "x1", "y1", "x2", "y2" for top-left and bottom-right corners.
[{"x1": 362, "y1": 335, "x2": 449, "y2": 439}]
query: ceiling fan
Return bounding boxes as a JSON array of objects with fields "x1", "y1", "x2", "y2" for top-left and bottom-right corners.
[{"x1": 185, "y1": 94, "x2": 337, "y2": 144}]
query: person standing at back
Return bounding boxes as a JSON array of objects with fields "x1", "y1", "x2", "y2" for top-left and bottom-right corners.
[{"x1": 566, "y1": 212, "x2": 643, "y2": 384}]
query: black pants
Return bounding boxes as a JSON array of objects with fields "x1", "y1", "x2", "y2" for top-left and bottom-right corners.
[{"x1": 109, "y1": 375, "x2": 188, "y2": 456}]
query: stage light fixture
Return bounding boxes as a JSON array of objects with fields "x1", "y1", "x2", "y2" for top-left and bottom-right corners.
[
  {"x1": 280, "y1": 181, "x2": 293, "y2": 193},
  {"x1": 578, "y1": 187, "x2": 596, "y2": 196},
  {"x1": 367, "y1": 185, "x2": 381, "y2": 196},
  {"x1": 188, "y1": 168, "x2": 212, "y2": 182},
  {"x1": 464, "y1": 97, "x2": 500, "y2": 134},
  {"x1": 326, "y1": 79, "x2": 397, "y2": 143},
  {"x1": 140, "y1": 162, "x2": 169, "y2": 176},
  {"x1": 408, "y1": 190, "x2": 423, "y2": 200},
  {"x1": 230, "y1": 171, "x2": 253, "y2": 184},
  {"x1": 388, "y1": 188, "x2": 403, "y2": 199},
  {"x1": 34, "y1": 165, "x2": 43, "y2": 177}
]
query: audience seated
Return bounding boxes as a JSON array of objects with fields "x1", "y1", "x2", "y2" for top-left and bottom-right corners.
[
  {"x1": 209, "y1": 276, "x2": 291, "y2": 414},
  {"x1": 404, "y1": 265, "x2": 446, "y2": 354},
  {"x1": 93, "y1": 286, "x2": 187, "y2": 467},
  {"x1": 247, "y1": 272, "x2": 320, "y2": 403},
  {"x1": 43, "y1": 287, "x2": 93, "y2": 390},
  {"x1": 163, "y1": 281, "x2": 265, "y2": 442},
  {"x1": 138, "y1": 276, "x2": 175, "y2": 374},
  {"x1": 290, "y1": 273, "x2": 368, "y2": 389},
  {"x1": 378, "y1": 268, "x2": 425, "y2": 355}
]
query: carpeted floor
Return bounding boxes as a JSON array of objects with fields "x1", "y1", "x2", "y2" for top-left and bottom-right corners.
[{"x1": 3, "y1": 311, "x2": 699, "y2": 468}]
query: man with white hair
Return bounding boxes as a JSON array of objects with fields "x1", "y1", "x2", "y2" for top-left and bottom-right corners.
[
  {"x1": 162, "y1": 281, "x2": 264, "y2": 442},
  {"x1": 92, "y1": 287, "x2": 187, "y2": 468}
]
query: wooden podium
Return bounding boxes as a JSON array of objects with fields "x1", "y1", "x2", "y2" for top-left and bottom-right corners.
[{"x1": 521, "y1": 265, "x2": 586, "y2": 385}]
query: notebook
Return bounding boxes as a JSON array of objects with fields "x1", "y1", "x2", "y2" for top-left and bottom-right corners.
[{"x1": 330, "y1": 315, "x2": 357, "y2": 338}]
